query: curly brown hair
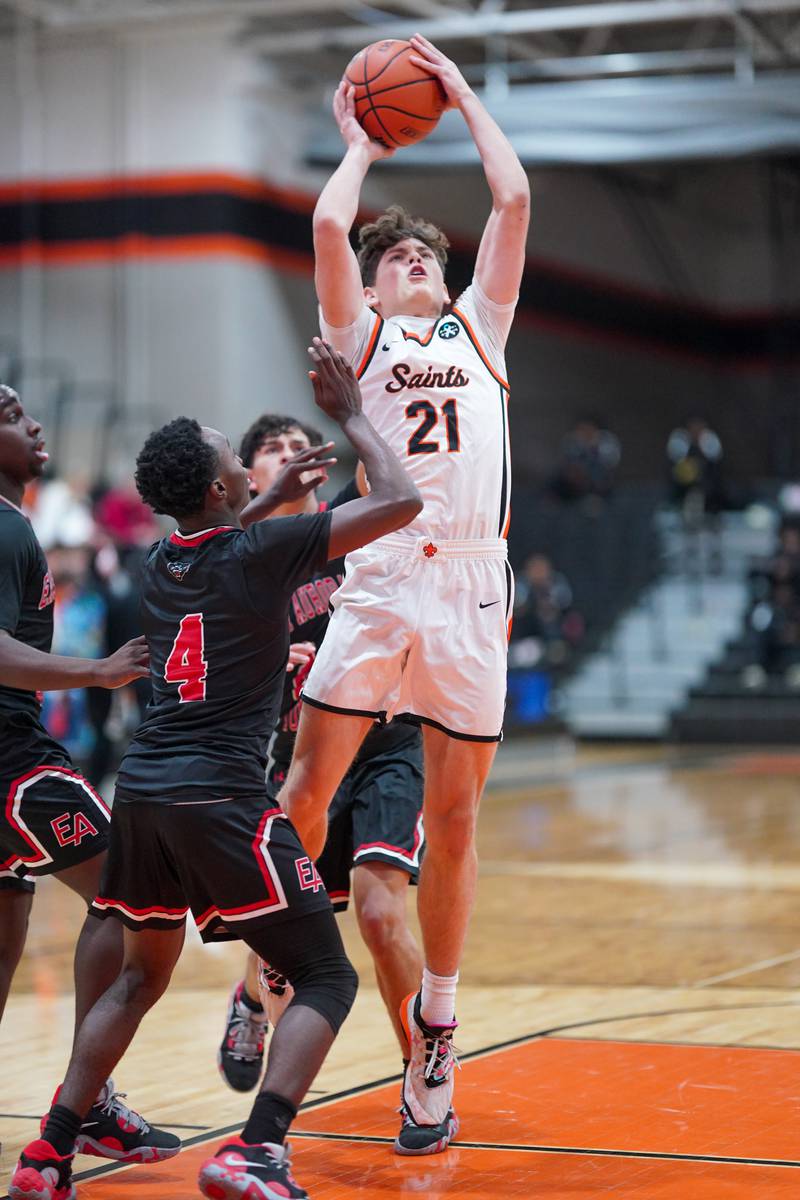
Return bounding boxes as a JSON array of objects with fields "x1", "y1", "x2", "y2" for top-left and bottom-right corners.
[{"x1": 357, "y1": 204, "x2": 449, "y2": 286}]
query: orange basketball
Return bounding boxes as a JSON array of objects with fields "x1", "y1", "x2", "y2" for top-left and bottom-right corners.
[{"x1": 344, "y1": 39, "x2": 447, "y2": 149}]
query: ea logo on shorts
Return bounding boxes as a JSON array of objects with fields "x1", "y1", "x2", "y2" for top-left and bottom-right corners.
[{"x1": 438, "y1": 321, "x2": 460, "y2": 340}]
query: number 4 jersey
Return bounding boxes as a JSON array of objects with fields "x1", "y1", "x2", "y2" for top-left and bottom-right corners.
[
  {"x1": 320, "y1": 277, "x2": 517, "y2": 543},
  {"x1": 117, "y1": 512, "x2": 331, "y2": 802}
]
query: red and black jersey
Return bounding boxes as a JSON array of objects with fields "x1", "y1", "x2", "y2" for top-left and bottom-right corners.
[
  {"x1": 117, "y1": 510, "x2": 331, "y2": 802},
  {"x1": 271, "y1": 481, "x2": 419, "y2": 768},
  {"x1": 0, "y1": 497, "x2": 56, "y2": 723}
]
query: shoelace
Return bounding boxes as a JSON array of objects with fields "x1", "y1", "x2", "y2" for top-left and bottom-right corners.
[
  {"x1": 265, "y1": 1142, "x2": 299, "y2": 1186},
  {"x1": 258, "y1": 960, "x2": 290, "y2": 996},
  {"x1": 228, "y1": 1003, "x2": 267, "y2": 1060},
  {"x1": 98, "y1": 1090, "x2": 150, "y2": 1135},
  {"x1": 423, "y1": 1031, "x2": 461, "y2": 1084}
]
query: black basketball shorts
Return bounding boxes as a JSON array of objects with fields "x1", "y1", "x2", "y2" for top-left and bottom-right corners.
[
  {"x1": 0, "y1": 756, "x2": 111, "y2": 894},
  {"x1": 90, "y1": 793, "x2": 333, "y2": 943},
  {"x1": 268, "y1": 735, "x2": 425, "y2": 912}
]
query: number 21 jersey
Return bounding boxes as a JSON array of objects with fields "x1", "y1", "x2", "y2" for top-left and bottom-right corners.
[{"x1": 321, "y1": 277, "x2": 517, "y2": 543}]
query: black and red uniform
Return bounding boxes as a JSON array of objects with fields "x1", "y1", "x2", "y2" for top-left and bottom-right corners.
[
  {"x1": 90, "y1": 511, "x2": 337, "y2": 943},
  {"x1": 0, "y1": 496, "x2": 110, "y2": 892},
  {"x1": 269, "y1": 481, "x2": 424, "y2": 912}
]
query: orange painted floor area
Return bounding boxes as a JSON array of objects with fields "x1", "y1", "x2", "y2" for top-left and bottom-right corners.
[{"x1": 65, "y1": 1037, "x2": 800, "y2": 1199}]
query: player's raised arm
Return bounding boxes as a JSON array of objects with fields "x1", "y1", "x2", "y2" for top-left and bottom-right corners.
[
  {"x1": 0, "y1": 629, "x2": 149, "y2": 690},
  {"x1": 308, "y1": 339, "x2": 422, "y2": 557},
  {"x1": 240, "y1": 442, "x2": 338, "y2": 528},
  {"x1": 313, "y1": 81, "x2": 394, "y2": 328},
  {"x1": 409, "y1": 34, "x2": 530, "y2": 306}
]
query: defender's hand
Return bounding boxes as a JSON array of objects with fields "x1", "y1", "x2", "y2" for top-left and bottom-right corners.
[
  {"x1": 308, "y1": 338, "x2": 363, "y2": 424},
  {"x1": 263, "y1": 443, "x2": 337, "y2": 507},
  {"x1": 408, "y1": 33, "x2": 471, "y2": 109},
  {"x1": 95, "y1": 636, "x2": 150, "y2": 688},
  {"x1": 286, "y1": 642, "x2": 316, "y2": 673},
  {"x1": 334, "y1": 80, "x2": 395, "y2": 161}
]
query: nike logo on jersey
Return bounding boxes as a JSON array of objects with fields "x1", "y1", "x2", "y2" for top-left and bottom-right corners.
[
  {"x1": 479, "y1": 600, "x2": 501, "y2": 609},
  {"x1": 385, "y1": 363, "x2": 470, "y2": 394}
]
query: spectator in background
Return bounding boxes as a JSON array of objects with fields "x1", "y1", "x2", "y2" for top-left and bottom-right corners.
[
  {"x1": 35, "y1": 480, "x2": 158, "y2": 788},
  {"x1": 87, "y1": 484, "x2": 160, "y2": 785},
  {"x1": 667, "y1": 417, "x2": 725, "y2": 515},
  {"x1": 667, "y1": 417, "x2": 726, "y2": 577},
  {"x1": 40, "y1": 542, "x2": 108, "y2": 772},
  {"x1": 93, "y1": 481, "x2": 160, "y2": 548},
  {"x1": 510, "y1": 552, "x2": 584, "y2": 670},
  {"x1": 742, "y1": 519, "x2": 800, "y2": 689},
  {"x1": 550, "y1": 415, "x2": 620, "y2": 506}
]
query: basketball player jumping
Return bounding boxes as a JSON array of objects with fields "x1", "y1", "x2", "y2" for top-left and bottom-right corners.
[
  {"x1": 278, "y1": 34, "x2": 530, "y2": 1152},
  {"x1": 218, "y1": 413, "x2": 429, "y2": 1149}
]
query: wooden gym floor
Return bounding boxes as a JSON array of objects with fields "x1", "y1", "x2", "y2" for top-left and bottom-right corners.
[{"x1": 4, "y1": 740, "x2": 800, "y2": 1198}]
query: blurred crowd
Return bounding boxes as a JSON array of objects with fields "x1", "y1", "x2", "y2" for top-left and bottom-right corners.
[
  {"x1": 22, "y1": 474, "x2": 159, "y2": 786},
  {"x1": 741, "y1": 518, "x2": 800, "y2": 688}
]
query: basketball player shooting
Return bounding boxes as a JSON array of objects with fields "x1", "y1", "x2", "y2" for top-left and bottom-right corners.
[{"x1": 278, "y1": 33, "x2": 530, "y2": 1153}]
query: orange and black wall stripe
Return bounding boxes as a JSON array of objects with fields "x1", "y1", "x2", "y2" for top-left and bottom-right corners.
[{"x1": 0, "y1": 171, "x2": 798, "y2": 369}]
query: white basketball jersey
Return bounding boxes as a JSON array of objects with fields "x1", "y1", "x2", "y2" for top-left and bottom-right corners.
[{"x1": 320, "y1": 278, "x2": 516, "y2": 542}]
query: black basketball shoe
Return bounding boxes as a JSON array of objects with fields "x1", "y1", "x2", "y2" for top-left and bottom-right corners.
[
  {"x1": 198, "y1": 1138, "x2": 309, "y2": 1199},
  {"x1": 43, "y1": 1079, "x2": 180, "y2": 1162},
  {"x1": 395, "y1": 1067, "x2": 460, "y2": 1155},
  {"x1": 218, "y1": 980, "x2": 270, "y2": 1092},
  {"x1": 9, "y1": 1138, "x2": 75, "y2": 1200}
]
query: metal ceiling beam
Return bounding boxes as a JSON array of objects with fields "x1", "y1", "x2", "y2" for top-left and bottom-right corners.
[
  {"x1": 460, "y1": 47, "x2": 776, "y2": 82},
  {"x1": 2, "y1": 0, "x2": 461, "y2": 32},
  {"x1": 250, "y1": 0, "x2": 800, "y2": 54}
]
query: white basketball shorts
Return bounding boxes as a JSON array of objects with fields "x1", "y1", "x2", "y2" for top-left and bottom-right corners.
[{"x1": 302, "y1": 534, "x2": 513, "y2": 741}]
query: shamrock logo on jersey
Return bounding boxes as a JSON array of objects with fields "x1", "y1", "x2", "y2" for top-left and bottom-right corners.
[{"x1": 438, "y1": 321, "x2": 460, "y2": 340}]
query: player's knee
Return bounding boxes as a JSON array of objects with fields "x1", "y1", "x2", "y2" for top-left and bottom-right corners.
[
  {"x1": 291, "y1": 953, "x2": 358, "y2": 1036},
  {"x1": 356, "y1": 892, "x2": 406, "y2": 956},
  {"x1": 117, "y1": 961, "x2": 171, "y2": 1011},
  {"x1": 424, "y1": 804, "x2": 478, "y2": 857}
]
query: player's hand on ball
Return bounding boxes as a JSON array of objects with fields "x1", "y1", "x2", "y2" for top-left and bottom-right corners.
[
  {"x1": 408, "y1": 33, "x2": 470, "y2": 108},
  {"x1": 308, "y1": 338, "x2": 363, "y2": 424},
  {"x1": 333, "y1": 80, "x2": 394, "y2": 161},
  {"x1": 97, "y1": 635, "x2": 150, "y2": 688}
]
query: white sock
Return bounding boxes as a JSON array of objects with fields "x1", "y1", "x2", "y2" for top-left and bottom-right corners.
[{"x1": 420, "y1": 967, "x2": 458, "y2": 1027}]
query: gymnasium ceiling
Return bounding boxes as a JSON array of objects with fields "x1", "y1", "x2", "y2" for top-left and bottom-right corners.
[{"x1": 2, "y1": 1, "x2": 800, "y2": 164}]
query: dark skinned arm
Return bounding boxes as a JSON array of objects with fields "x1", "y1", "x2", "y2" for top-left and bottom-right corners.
[
  {"x1": 0, "y1": 629, "x2": 149, "y2": 691},
  {"x1": 307, "y1": 338, "x2": 422, "y2": 560},
  {"x1": 240, "y1": 442, "x2": 338, "y2": 529}
]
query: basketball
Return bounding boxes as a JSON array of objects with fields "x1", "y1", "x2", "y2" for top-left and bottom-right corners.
[{"x1": 344, "y1": 39, "x2": 447, "y2": 149}]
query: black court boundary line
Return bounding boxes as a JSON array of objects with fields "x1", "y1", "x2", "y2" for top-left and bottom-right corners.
[
  {"x1": 7, "y1": 1000, "x2": 800, "y2": 1195},
  {"x1": 265, "y1": 1129, "x2": 800, "y2": 1169}
]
